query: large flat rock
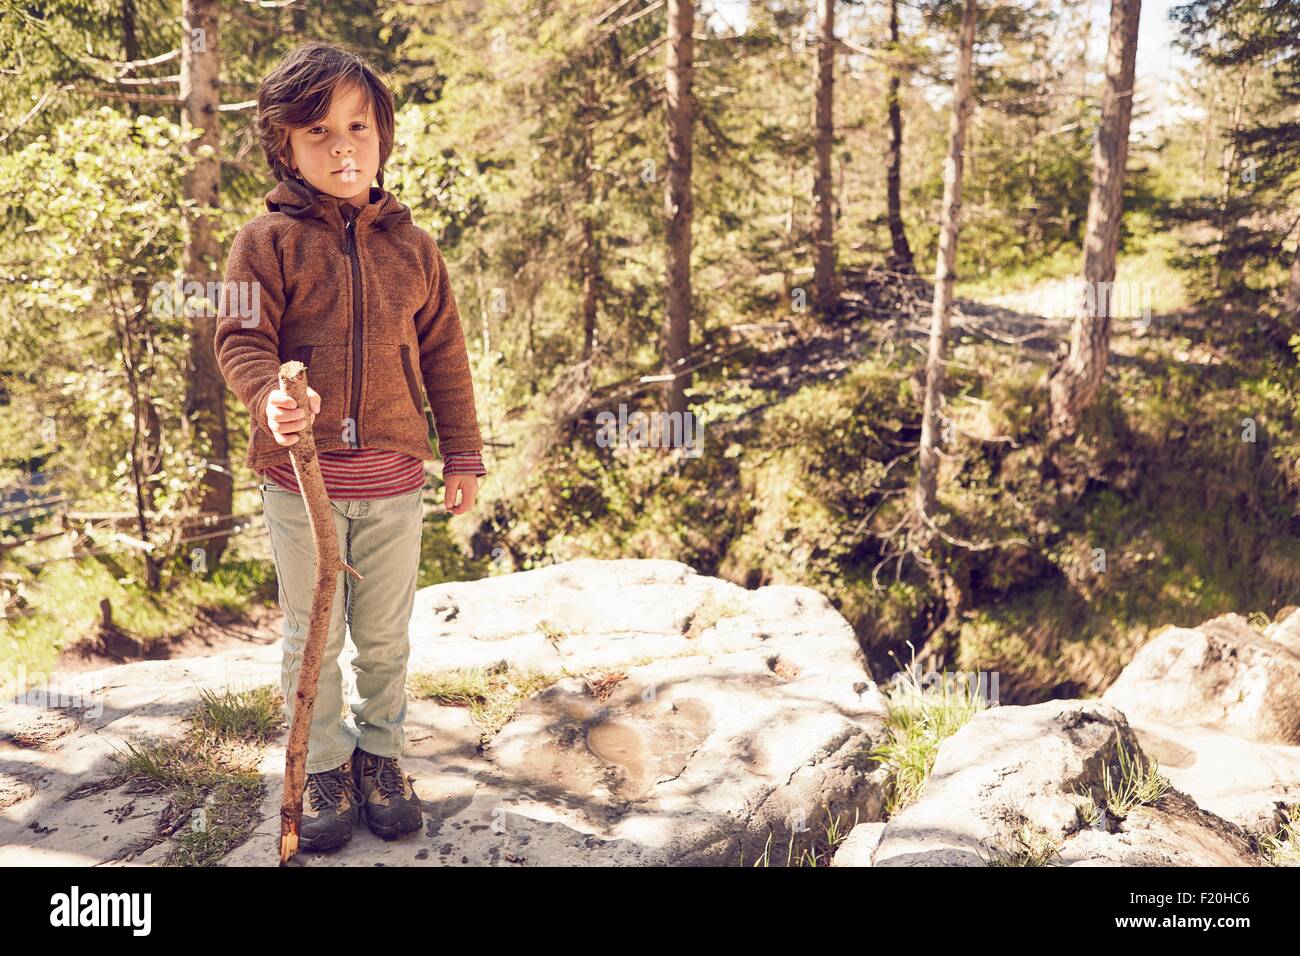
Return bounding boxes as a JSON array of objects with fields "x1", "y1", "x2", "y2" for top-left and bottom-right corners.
[{"x1": 3, "y1": 558, "x2": 890, "y2": 866}]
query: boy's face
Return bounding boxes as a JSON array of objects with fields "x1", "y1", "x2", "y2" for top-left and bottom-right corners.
[{"x1": 281, "y1": 80, "x2": 380, "y2": 207}]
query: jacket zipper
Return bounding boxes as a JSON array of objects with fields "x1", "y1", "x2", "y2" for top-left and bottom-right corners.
[{"x1": 344, "y1": 215, "x2": 363, "y2": 448}]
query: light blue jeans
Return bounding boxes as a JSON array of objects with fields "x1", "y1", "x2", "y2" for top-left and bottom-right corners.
[{"x1": 260, "y1": 480, "x2": 423, "y2": 773}]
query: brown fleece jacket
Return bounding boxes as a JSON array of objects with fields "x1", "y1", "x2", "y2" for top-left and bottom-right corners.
[{"x1": 214, "y1": 177, "x2": 484, "y2": 475}]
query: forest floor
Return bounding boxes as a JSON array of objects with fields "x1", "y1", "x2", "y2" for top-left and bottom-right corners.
[{"x1": 51, "y1": 601, "x2": 280, "y2": 674}]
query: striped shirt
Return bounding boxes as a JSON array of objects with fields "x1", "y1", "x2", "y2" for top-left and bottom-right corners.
[{"x1": 258, "y1": 447, "x2": 485, "y2": 500}]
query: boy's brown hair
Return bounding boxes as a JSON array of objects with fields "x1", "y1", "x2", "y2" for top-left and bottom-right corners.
[{"x1": 254, "y1": 42, "x2": 396, "y2": 187}]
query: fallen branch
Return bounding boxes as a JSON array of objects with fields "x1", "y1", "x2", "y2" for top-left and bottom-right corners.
[{"x1": 277, "y1": 360, "x2": 362, "y2": 864}]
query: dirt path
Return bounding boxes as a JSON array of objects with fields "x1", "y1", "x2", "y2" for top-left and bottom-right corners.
[{"x1": 54, "y1": 602, "x2": 282, "y2": 673}]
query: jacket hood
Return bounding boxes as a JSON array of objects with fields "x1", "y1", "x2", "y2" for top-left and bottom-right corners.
[{"x1": 264, "y1": 176, "x2": 413, "y2": 231}]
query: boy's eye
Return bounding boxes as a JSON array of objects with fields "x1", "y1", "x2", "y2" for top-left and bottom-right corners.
[{"x1": 307, "y1": 123, "x2": 368, "y2": 134}]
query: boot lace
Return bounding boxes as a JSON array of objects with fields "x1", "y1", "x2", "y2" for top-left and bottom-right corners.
[
  {"x1": 361, "y1": 753, "x2": 408, "y2": 798},
  {"x1": 306, "y1": 767, "x2": 353, "y2": 809}
]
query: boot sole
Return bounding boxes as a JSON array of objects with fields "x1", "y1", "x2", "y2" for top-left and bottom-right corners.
[
  {"x1": 299, "y1": 829, "x2": 354, "y2": 852},
  {"x1": 363, "y1": 809, "x2": 423, "y2": 840},
  {"x1": 299, "y1": 813, "x2": 360, "y2": 852}
]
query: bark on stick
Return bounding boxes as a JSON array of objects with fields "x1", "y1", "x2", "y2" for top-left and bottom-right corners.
[{"x1": 276, "y1": 360, "x2": 362, "y2": 864}]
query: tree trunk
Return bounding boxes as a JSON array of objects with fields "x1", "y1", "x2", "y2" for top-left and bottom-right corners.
[
  {"x1": 581, "y1": 74, "x2": 600, "y2": 361},
  {"x1": 662, "y1": 0, "x2": 695, "y2": 417},
  {"x1": 1212, "y1": 64, "x2": 1251, "y2": 292},
  {"x1": 181, "y1": 0, "x2": 231, "y2": 565},
  {"x1": 121, "y1": 0, "x2": 161, "y2": 591},
  {"x1": 812, "y1": 0, "x2": 837, "y2": 315},
  {"x1": 915, "y1": 0, "x2": 978, "y2": 520},
  {"x1": 885, "y1": 0, "x2": 914, "y2": 272},
  {"x1": 132, "y1": 277, "x2": 163, "y2": 590},
  {"x1": 117, "y1": 283, "x2": 161, "y2": 591},
  {"x1": 1285, "y1": 238, "x2": 1300, "y2": 326},
  {"x1": 1047, "y1": 0, "x2": 1142, "y2": 440},
  {"x1": 1025, "y1": 52, "x2": 1047, "y2": 261}
]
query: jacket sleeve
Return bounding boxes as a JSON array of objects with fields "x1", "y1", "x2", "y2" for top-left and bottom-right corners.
[
  {"x1": 414, "y1": 237, "x2": 485, "y2": 457},
  {"x1": 213, "y1": 222, "x2": 286, "y2": 441}
]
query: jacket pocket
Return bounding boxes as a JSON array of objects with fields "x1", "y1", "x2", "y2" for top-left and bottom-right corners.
[
  {"x1": 297, "y1": 344, "x2": 349, "y2": 445},
  {"x1": 363, "y1": 343, "x2": 427, "y2": 447},
  {"x1": 400, "y1": 345, "x2": 424, "y2": 414}
]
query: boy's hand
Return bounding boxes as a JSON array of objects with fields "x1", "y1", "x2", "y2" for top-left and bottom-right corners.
[
  {"x1": 266, "y1": 386, "x2": 321, "y2": 445},
  {"x1": 444, "y1": 474, "x2": 477, "y2": 515}
]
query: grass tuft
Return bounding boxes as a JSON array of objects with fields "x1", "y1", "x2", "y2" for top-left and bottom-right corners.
[
  {"x1": 863, "y1": 642, "x2": 990, "y2": 816},
  {"x1": 70, "y1": 682, "x2": 282, "y2": 866}
]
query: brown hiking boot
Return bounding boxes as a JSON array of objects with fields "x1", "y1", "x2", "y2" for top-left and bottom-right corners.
[
  {"x1": 352, "y1": 748, "x2": 423, "y2": 839},
  {"x1": 299, "y1": 754, "x2": 362, "y2": 852}
]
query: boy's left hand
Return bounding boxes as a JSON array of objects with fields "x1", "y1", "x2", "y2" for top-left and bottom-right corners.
[{"x1": 444, "y1": 474, "x2": 478, "y2": 515}]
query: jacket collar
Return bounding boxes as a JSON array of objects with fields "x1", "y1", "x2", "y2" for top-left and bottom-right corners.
[{"x1": 264, "y1": 176, "x2": 413, "y2": 231}]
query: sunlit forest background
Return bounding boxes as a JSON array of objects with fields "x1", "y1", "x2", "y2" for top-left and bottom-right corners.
[{"x1": 1, "y1": 0, "x2": 1298, "y2": 705}]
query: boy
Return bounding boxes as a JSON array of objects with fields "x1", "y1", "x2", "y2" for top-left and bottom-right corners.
[{"x1": 214, "y1": 42, "x2": 486, "y2": 852}]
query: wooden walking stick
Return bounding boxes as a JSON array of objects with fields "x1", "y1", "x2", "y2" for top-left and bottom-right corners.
[{"x1": 275, "y1": 360, "x2": 363, "y2": 864}]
